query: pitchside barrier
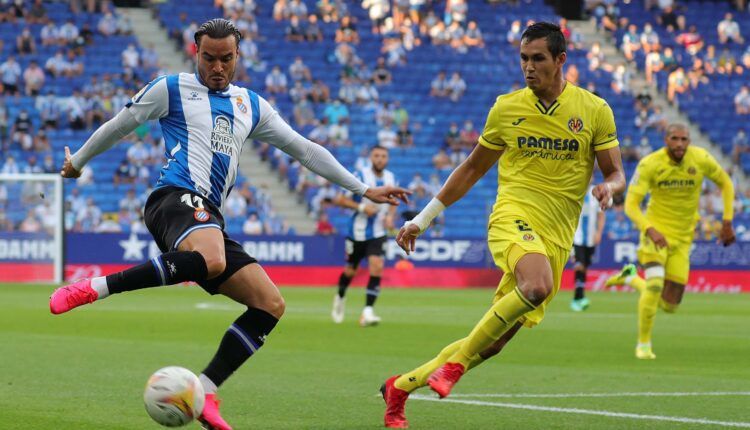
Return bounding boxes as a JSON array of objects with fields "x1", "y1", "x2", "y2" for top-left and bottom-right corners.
[{"x1": 1, "y1": 233, "x2": 748, "y2": 292}]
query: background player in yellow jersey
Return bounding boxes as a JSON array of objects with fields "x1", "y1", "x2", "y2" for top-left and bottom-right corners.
[
  {"x1": 380, "y1": 22, "x2": 626, "y2": 429},
  {"x1": 605, "y1": 123, "x2": 736, "y2": 360}
]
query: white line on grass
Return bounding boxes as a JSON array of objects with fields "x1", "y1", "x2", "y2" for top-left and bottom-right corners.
[
  {"x1": 448, "y1": 391, "x2": 750, "y2": 399},
  {"x1": 410, "y1": 394, "x2": 750, "y2": 428}
]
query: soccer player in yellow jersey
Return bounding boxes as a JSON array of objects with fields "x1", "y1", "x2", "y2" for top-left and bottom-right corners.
[
  {"x1": 605, "y1": 123, "x2": 736, "y2": 360},
  {"x1": 380, "y1": 22, "x2": 626, "y2": 429}
]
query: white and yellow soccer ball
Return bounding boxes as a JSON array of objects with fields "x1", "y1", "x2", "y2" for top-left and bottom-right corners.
[{"x1": 143, "y1": 366, "x2": 205, "y2": 427}]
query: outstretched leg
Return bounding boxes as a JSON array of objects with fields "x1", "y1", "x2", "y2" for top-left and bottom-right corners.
[
  {"x1": 383, "y1": 324, "x2": 523, "y2": 428},
  {"x1": 199, "y1": 261, "x2": 285, "y2": 430},
  {"x1": 427, "y1": 252, "x2": 551, "y2": 398},
  {"x1": 50, "y1": 228, "x2": 224, "y2": 314}
]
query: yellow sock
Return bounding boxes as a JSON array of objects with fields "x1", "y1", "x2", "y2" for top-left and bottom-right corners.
[
  {"x1": 659, "y1": 298, "x2": 679, "y2": 313},
  {"x1": 394, "y1": 339, "x2": 487, "y2": 393},
  {"x1": 628, "y1": 274, "x2": 647, "y2": 293},
  {"x1": 637, "y1": 277, "x2": 663, "y2": 344},
  {"x1": 447, "y1": 287, "x2": 534, "y2": 369}
]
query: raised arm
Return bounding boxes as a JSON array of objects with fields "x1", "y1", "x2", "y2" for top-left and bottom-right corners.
[
  {"x1": 62, "y1": 76, "x2": 169, "y2": 177},
  {"x1": 250, "y1": 97, "x2": 409, "y2": 205},
  {"x1": 396, "y1": 144, "x2": 502, "y2": 253},
  {"x1": 61, "y1": 109, "x2": 141, "y2": 177}
]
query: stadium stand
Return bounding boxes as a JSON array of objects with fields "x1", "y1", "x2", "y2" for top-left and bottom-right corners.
[
  {"x1": 2, "y1": 0, "x2": 748, "y2": 241},
  {"x1": 0, "y1": 0, "x2": 288, "y2": 235},
  {"x1": 612, "y1": 0, "x2": 750, "y2": 172},
  {"x1": 157, "y1": 0, "x2": 748, "y2": 239}
]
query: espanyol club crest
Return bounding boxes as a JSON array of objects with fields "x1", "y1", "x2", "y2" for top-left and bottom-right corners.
[
  {"x1": 236, "y1": 96, "x2": 248, "y2": 113},
  {"x1": 568, "y1": 117, "x2": 583, "y2": 133},
  {"x1": 194, "y1": 209, "x2": 209, "y2": 222}
]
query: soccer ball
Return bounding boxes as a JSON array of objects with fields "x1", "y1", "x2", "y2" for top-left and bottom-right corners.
[{"x1": 143, "y1": 366, "x2": 205, "y2": 427}]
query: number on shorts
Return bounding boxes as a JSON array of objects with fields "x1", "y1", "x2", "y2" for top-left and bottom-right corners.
[
  {"x1": 515, "y1": 220, "x2": 532, "y2": 232},
  {"x1": 180, "y1": 193, "x2": 205, "y2": 209}
]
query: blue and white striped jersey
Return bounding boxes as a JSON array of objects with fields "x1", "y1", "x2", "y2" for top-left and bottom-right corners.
[
  {"x1": 348, "y1": 168, "x2": 397, "y2": 241},
  {"x1": 573, "y1": 185, "x2": 602, "y2": 248},
  {"x1": 126, "y1": 73, "x2": 263, "y2": 210}
]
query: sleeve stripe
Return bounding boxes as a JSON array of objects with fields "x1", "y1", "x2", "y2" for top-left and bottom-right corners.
[
  {"x1": 593, "y1": 137, "x2": 618, "y2": 147},
  {"x1": 134, "y1": 75, "x2": 167, "y2": 104},
  {"x1": 480, "y1": 134, "x2": 506, "y2": 147}
]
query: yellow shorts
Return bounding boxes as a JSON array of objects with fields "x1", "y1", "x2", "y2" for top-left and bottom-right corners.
[
  {"x1": 636, "y1": 230, "x2": 691, "y2": 285},
  {"x1": 487, "y1": 209, "x2": 569, "y2": 328}
]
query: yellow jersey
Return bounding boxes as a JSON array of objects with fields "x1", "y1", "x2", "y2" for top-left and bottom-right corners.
[
  {"x1": 479, "y1": 83, "x2": 619, "y2": 249},
  {"x1": 625, "y1": 146, "x2": 733, "y2": 243}
]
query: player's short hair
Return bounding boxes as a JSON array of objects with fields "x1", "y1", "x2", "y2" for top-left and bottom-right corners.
[
  {"x1": 665, "y1": 123, "x2": 689, "y2": 137},
  {"x1": 521, "y1": 22, "x2": 566, "y2": 58},
  {"x1": 194, "y1": 18, "x2": 242, "y2": 49},
  {"x1": 371, "y1": 145, "x2": 388, "y2": 153}
]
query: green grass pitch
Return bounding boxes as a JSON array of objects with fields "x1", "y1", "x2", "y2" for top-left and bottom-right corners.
[{"x1": 1, "y1": 283, "x2": 749, "y2": 429}]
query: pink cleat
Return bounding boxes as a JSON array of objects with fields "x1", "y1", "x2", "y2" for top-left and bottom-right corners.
[
  {"x1": 199, "y1": 393, "x2": 233, "y2": 430},
  {"x1": 427, "y1": 362, "x2": 465, "y2": 399},
  {"x1": 49, "y1": 279, "x2": 98, "y2": 315},
  {"x1": 381, "y1": 375, "x2": 410, "y2": 428}
]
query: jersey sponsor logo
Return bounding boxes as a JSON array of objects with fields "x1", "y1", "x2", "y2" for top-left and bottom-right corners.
[
  {"x1": 657, "y1": 179, "x2": 696, "y2": 189},
  {"x1": 187, "y1": 91, "x2": 202, "y2": 101},
  {"x1": 517, "y1": 136, "x2": 580, "y2": 152},
  {"x1": 210, "y1": 115, "x2": 235, "y2": 156},
  {"x1": 235, "y1": 96, "x2": 248, "y2": 113},
  {"x1": 194, "y1": 209, "x2": 210, "y2": 222},
  {"x1": 512, "y1": 117, "x2": 526, "y2": 126},
  {"x1": 567, "y1": 117, "x2": 584, "y2": 133}
]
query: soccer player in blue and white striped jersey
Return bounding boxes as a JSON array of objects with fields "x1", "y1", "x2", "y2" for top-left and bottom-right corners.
[
  {"x1": 50, "y1": 18, "x2": 408, "y2": 430},
  {"x1": 331, "y1": 146, "x2": 398, "y2": 326},
  {"x1": 571, "y1": 179, "x2": 606, "y2": 311}
]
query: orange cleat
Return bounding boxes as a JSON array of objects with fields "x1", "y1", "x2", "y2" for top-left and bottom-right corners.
[
  {"x1": 381, "y1": 375, "x2": 409, "y2": 428},
  {"x1": 198, "y1": 393, "x2": 233, "y2": 430},
  {"x1": 49, "y1": 279, "x2": 98, "y2": 315},
  {"x1": 427, "y1": 363, "x2": 465, "y2": 399}
]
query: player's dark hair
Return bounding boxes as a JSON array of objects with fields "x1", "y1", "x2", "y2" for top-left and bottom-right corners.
[
  {"x1": 521, "y1": 22, "x2": 566, "y2": 58},
  {"x1": 194, "y1": 18, "x2": 242, "y2": 48},
  {"x1": 371, "y1": 145, "x2": 388, "y2": 152}
]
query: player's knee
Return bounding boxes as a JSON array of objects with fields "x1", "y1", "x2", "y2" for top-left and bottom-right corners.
[
  {"x1": 267, "y1": 294, "x2": 286, "y2": 319},
  {"x1": 644, "y1": 265, "x2": 665, "y2": 293},
  {"x1": 343, "y1": 266, "x2": 356, "y2": 278},
  {"x1": 202, "y1": 253, "x2": 227, "y2": 279},
  {"x1": 369, "y1": 259, "x2": 384, "y2": 275},
  {"x1": 519, "y1": 278, "x2": 553, "y2": 306}
]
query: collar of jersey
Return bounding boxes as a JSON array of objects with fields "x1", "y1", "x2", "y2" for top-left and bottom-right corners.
[
  {"x1": 193, "y1": 73, "x2": 232, "y2": 97},
  {"x1": 529, "y1": 81, "x2": 571, "y2": 115}
]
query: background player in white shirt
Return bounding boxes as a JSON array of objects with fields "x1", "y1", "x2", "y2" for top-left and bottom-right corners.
[
  {"x1": 331, "y1": 146, "x2": 397, "y2": 326},
  {"x1": 50, "y1": 19, "x2": 408, "y2": 430},
  {"x1": 571, "y1": 179, "x2": 606, "y2": 311}
]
